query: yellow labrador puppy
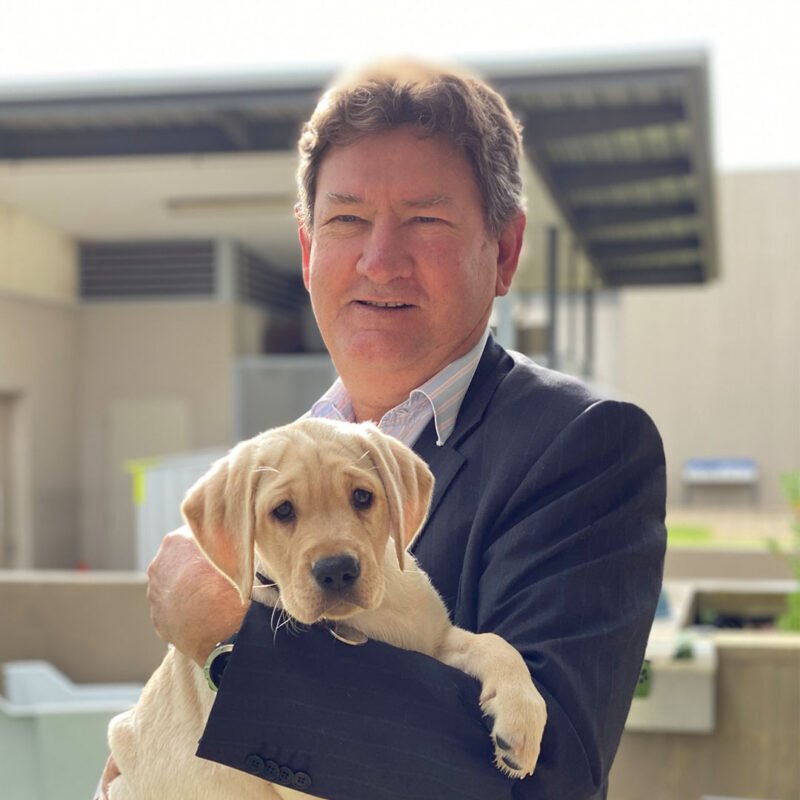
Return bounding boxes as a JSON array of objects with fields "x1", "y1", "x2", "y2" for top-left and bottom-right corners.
[{"x1": 107, "y1": 418, "x2": 546, "y2": 800}]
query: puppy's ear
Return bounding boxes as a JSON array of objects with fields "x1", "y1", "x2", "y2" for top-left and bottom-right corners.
[
  {"x1": 181, "y1": 439, "x2": 260, "y2": 603},
  {"x1": 361, "y1": 425, "x2": 434, "y2": 570}
]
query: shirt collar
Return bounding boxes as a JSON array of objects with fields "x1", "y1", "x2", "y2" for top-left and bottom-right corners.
[
  {"x1": 309, "y1": 328, "x2": 489, "y2": 446},
  {"x1": 408, "y1": 328, "x2": 489, "y2": 445}
]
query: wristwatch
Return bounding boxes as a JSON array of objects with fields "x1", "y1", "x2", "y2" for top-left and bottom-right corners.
[{"x1": 203, "y1": 636, "x2": 236, "y2": 692}]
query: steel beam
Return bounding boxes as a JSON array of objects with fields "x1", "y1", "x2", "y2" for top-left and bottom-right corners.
[
  {"x1": 553, "y1": 158, "x2": 692, "y2": 191},
  {"x1": 525, "y1": 101, "x2": 685, "y2": 140}
]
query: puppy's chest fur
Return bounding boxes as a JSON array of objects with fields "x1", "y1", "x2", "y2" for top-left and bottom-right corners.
[
  {"x1": 107, "y1": 646, "x2": 287, "y2": 800},
  {"x1": 340, "y1": 549, "x2": 452, "y2": 654}
]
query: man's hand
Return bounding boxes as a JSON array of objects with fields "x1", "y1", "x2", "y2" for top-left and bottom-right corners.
[
  {"x1": 95, "y1": 754, "x2": 119, "y2": 799},
  {"x1": 147, "y1": 527, "x2": 248, "y2": 666}
]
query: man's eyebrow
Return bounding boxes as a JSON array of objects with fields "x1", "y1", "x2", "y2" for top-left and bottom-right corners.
[
  {"x1": 403, "y1": 195, "x2": 452, "y2": 209},
  {"x1": 324, "y1": 192, "x2": 361, "y2": 204}
]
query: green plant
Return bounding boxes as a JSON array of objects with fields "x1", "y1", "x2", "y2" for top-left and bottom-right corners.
[
  {"x1": 667, "y1": 523, "x2": 714, "y2": 547},
  {"x1": 767, "y1": 471, "x2": 800, "y2": 631}
]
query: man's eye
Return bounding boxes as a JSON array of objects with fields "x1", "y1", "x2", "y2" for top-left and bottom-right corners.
[
  {"x1": 272, "y1": 501, "x2": 296, "y2": 522},
  {"x1": 352, "y1": 489, "x2": 373, "y2": 510},
  {"x1": 413, "y1": 216, "x2": 442, "y2": 224},
  {"x1": 331, "y1": 214, "x2": 362, "y2": 223}
]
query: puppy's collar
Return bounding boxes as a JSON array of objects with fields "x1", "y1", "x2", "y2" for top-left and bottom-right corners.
[{"x1": 255, "y1": 570, "x2": 275, "y2": 588}]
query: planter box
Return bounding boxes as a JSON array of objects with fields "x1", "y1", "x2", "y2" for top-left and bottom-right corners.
[{"x1": 0, "y1": 661, "x2": 142, "y2": 800}]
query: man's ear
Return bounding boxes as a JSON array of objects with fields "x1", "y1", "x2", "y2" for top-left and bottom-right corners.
[
  {"x1": 361, "y1": 424, "x2": 435, "y2": 569},
  {"x1": 180, "y1": 440, "x2": 260, "y2": 603},
  {"x1": 296, "y1": 204, "x2": 312, "y2": 291},
  {"x1": 495, "y1": 212, "x2": 526, "y2": 297}
]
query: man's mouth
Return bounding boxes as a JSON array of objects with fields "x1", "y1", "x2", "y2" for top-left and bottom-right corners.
[{"x1": 355, "y1": 300, "x2": 413, "y2": 309}]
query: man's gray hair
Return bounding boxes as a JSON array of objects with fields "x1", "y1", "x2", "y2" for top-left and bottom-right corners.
[{"x1": 296, "y1": 61, "x2": 525, "y2": 237}]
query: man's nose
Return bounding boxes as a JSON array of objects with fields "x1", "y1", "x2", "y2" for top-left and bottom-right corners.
[{"x1": 356, "y1": 222, "x2": 413, "y2": 282}]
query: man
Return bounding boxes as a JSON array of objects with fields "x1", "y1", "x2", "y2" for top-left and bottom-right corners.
[{"x1": 102, "y1": 61, "x2": 666, "y2": 799}]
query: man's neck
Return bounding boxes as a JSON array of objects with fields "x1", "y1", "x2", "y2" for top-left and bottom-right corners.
[
  {"x1": 338, "y1": 330, "x2": 491, "y2": 423},
  {"x1": 336, "y1": 360, "x2": 436, "y2": 422}
]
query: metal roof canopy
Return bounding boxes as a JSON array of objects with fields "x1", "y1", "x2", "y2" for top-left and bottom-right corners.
[
  {"x1": 491, "y1": 52, "x2": 717, "y2": 288},
  {"x1": 0, "y1": 51, "x2": 718, "y2": 288}
]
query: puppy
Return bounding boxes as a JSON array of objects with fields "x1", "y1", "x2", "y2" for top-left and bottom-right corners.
[{"x1": 107, "y1": 418, "x2": 546, "y2": 799}]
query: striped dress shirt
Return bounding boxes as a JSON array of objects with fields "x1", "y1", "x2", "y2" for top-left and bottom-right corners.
[{"x1": 309, "y1": 328, "x2": 490, "y2": 448}]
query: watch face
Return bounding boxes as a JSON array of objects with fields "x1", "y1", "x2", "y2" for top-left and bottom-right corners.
[{"x1": 204, "y1": 643, "x2": 235, "y2": 692}]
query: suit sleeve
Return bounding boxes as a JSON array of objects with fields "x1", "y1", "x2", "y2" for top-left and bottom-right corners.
[
  {"x1": 475, "y1": 400, "x2": 667, "y2": 797},
  {"x1": 196, "y1": 400, "x2": 666, "y2": 800}
]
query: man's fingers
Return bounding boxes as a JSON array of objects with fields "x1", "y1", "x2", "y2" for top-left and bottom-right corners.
[{"x1": 95, "y1": 754, "x2": 120, "y2": 799}]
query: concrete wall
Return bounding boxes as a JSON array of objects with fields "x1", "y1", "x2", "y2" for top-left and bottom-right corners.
[
  {"x1": 0, "y1": 287, "x2": 276, "y2": 570},
  {"x1": 617, "y1": 170, "x2": 800, "y2": 510},
  {"x1": 78, "y1": 301, "x2": 239, "y2": 569},
  {"x1": 0, "y1": 207, "x2": 79, "y2": 568},
  {"x1": 0, "y1": 204, "x2": 76, "y2": 303},
  {"x1": 0, "y1": 297, "x2": 80, "y2": 568},
  {"x1": 0, "y1": 570, "x2": 164, "y2": 684}
]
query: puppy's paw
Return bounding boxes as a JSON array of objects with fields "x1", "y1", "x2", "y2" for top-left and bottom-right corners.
[{"x1": 481, "y1": 681, "x2": 547, "y2": 779}]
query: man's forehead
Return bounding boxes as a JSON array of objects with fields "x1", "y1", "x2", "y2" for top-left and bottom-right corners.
[{"x1": 310, "y1": 127, "x2": 485, "y2": 221}]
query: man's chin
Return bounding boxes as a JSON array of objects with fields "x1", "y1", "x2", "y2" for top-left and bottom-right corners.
[{"x1": 333, "y1": 334, "x2": 427, "y2": 373}]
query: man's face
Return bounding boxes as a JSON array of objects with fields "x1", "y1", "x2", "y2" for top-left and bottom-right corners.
[{"x1": 299, "y1": 125, "x2": 522, "y2": 389}]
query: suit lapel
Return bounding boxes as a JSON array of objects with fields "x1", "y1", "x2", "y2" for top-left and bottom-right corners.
[
  {"x1": 410, "y1": 336, "x2": 513, "y2": 551},
  {"x1": 412, "y1": 429, "x2": 465, "y2": 534}
]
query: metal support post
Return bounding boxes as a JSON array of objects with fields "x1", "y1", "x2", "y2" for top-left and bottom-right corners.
[
  {"x1": 546, "y1": 225, "x2": 559, "y2": 370},
  {"x1": 583, "y1": 285, "x2": 595, "y2": 380}
]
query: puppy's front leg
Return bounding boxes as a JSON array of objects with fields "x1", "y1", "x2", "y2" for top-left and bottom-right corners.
[{"x1": 436, "y1": 628, "x2": 547, "y2": 779}]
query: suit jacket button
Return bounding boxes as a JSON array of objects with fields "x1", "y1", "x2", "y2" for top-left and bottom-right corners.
[
  {"x1": 264, "y1": 760, "x2": 280, "y2": 780},
  {"x1": 243, "y1": 754, "x2": 264, "y2": 775},
  {"x1": 278, "y1": 765, "x2": 295, "y2": 785},
  {"x1": 293, "y1": 771, "x2": 312, "y2": 790}
]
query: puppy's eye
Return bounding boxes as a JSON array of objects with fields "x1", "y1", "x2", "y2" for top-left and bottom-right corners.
[
  {"x1": 352, "y1": 488, "x2": 373, "y2": 510},
  {"x1": 272, "y1": 501, "x2": 295, "y2": 523}
]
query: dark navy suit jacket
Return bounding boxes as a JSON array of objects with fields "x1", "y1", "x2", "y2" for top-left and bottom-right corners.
[{"x1": 197, "y1": 337, "x2": 667, "y2": 799}]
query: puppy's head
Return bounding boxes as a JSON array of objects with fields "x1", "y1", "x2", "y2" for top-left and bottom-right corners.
[{"x1": 181, "y1": 418, "x2": 433, "y2": 624}]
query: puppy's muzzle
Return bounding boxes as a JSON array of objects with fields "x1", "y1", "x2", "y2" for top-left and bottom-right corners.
[{"x1": 311, "y1": 554, "x2": 361, "y2": 594}]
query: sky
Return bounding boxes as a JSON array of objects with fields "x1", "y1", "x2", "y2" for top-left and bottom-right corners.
[{"x1": 1, "y1": 0, "x2": 799, "y2": 171}]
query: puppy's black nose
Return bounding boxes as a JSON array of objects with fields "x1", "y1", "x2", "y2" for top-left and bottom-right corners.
[{"x1": 311, "y1": 554, "x2": 361, "y2": 593}]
